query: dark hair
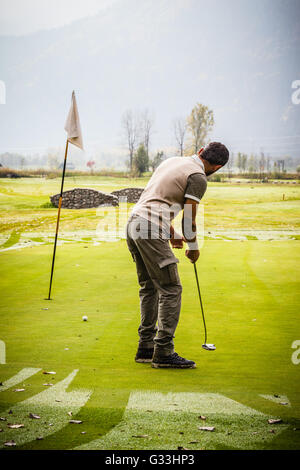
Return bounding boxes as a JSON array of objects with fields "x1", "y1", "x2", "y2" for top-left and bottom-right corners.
[{"x1": 201, "y1": 142, "x2": 229, "y2": 166}]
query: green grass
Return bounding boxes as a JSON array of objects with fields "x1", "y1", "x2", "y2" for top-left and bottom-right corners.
[
  {"x1": 0, "y1": 240, "x2": 299, "y2": 450},
  {"x1": 0, "y1": 178, "x2": 299, "y2": 234},
  {"x1": 0, "y1": 177, "x2": 300, "y2": 450}
]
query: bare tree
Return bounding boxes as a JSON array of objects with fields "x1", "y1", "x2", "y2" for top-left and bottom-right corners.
[
  {"x1": 140, "y1": 109, "x2": 154, "y2": 160},
  {"x1": 227, "y1": 152, "x2": 233, "y2": 178},
  {"x1": 122, "y1": 110, "x2": 139, "y2": 171},
  {"x1": 259, "y1": 150, "x2": 266, "y2": 181},
  {"x1": 277, "y1": 159, "x2": 285, "y2": 172},
  {"x1": 173, "y1": 117, "x2": 186, "y2": 156}
]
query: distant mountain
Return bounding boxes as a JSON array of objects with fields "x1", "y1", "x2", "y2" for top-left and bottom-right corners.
[{"x1": 0, "y1": 0, "x2": 299, "y2": 165}]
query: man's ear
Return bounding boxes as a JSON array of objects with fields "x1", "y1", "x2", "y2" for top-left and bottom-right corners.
[
  {"x1": 214, "y1": 164, "x2": 222, "y2": 172},
  {"x1": 197, "y1": 148, "x2": 204, "y2": 156}
]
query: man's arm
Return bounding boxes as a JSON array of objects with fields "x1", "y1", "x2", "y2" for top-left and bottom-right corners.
[
  {"x1": 170, "y1": 173, "x2": 206, "y2": 253},
  {"x1": 170, "y1": 224, "x2": 185, "y2": 249},
  {"x1": 182, "y1": 198, "x2": 199, "y2": 263},
  {"x1": 181, "y1": 173, "x2": 207, "y2": 262}
]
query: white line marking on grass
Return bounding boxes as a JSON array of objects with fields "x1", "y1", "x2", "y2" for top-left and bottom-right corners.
[
  {"x1": 75, "y1": 391, "x2": 288, "y2": 451},
  {"x1": 0, "y1": 369, "x2": 91, "y2": 448},
  {"x1": 127, "y1": 391, "x2": 264, "y2": 415},
  {"x1": 260, "y1": 395, "x2": 291, "y2": 407},
  {"x1": 0, "y1": 340, "x2": 5, "y2": 364},
  {"x1": 291, "y1": 340, "x2": 300, "y2": 365},
  {"x1": 0, "y1": 368, "x2": 41, "y2": 391},
  {"x1": 0, "y1": 242, "x2": 43, "y2": 252}
]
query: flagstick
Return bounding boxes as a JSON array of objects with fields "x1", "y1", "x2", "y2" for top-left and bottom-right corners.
[{"x1": 46, "y1": 139, "x2": 69, "y2": 300}]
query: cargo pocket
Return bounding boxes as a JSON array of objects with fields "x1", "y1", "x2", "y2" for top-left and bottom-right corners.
[{"x1": 158, "y1": 257, "x2": 180, "y2": 286}]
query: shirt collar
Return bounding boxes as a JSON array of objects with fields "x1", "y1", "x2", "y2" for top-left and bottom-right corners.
[{"x1": 191, "y1": 154, "x2": 205, "y2": 172}]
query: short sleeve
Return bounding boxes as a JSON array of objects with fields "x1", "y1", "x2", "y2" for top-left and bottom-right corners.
[{"x1": 184, "y1": 173, "x2": 207, "y2": 202}]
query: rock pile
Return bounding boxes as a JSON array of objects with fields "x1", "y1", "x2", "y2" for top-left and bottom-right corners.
[
  {"x1": 111, "y1": 187, "x2": 144, "y2": 203},
  {"x1": 50, "y1": 188, "x2": 119, "y2": 209}
]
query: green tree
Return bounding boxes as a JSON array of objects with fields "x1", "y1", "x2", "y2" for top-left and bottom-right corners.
[
  {"x1": 133, "y1": 144, "x2": 149, "y2": 176},
  {"x1": 151, "y1": 151, "x2": 164, "y2": 171},
  {"x1": 186, "y1": 103, "x2": 214, "y2": 154},
  {"x1": 241, "y1": 154, "x2": 247, "y2": 172},
  {"x1": 236, "y1": 152, "x2": 242, "y2": 172},
  {"x1": 248, "y1": 154, "x2": 257, "y2": 173}
]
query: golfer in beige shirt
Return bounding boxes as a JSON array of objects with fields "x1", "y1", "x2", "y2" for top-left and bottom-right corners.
[{"x1": 127, "y1": 142, "x2": 229, "y2": 369}]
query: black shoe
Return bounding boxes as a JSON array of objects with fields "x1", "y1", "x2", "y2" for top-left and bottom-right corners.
[
  {"x1": 152, "y1": 352, "x2": 196, "y2": 369},
  {"x1": 135, "y1": 347, "x2": 154, "y2": 363}
]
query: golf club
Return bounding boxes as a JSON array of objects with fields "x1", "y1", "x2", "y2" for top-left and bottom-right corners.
[{"x1": 193, "y1": 262, "x2": 216, "y2": 351}]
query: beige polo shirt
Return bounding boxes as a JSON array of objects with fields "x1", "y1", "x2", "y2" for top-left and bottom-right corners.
[{"x1": 132, "y1": 155, "x2": 207, "y2": 236}]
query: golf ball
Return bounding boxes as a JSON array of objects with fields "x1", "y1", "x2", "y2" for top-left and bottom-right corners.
[{"x1": 82, "y1": 315, "x2": 88, "y2": 321}]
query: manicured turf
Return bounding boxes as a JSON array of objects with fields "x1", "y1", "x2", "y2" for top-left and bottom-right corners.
[
  {"x1": 0, "y1": 177, "x2": 299, "y2": 234},
  {"x1": 0, "y1": 177, "x2": 299, "y2": 449},
  {"x1": 0, "y1": 238, "x2": 299, "y2": 450}
]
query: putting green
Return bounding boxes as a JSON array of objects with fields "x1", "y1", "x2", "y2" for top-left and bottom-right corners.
[{"x1": 0, "y1": 239, "x2": 299, "y2": 450}]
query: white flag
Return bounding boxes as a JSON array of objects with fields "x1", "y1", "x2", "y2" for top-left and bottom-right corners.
[{"x1": 64, "y1": 90, "x2": 84, "y2": 150}]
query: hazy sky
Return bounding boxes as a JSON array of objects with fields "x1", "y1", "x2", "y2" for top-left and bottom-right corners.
[
  {"x1": 0, "y1": 0, "x2": 299, "y2": 162},
  {"x1": 0, "y1": 0, "x2": 118, "y2": 35}
]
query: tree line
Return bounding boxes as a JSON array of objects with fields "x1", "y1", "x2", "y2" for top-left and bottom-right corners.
[
  {"x1": 229, "y1": 152, "x2": 297, "y2": 177},
  {"x1": 121, "y1": 103, "x2": 214, "y2": 175},
  {"x1": 1, "y1": 101, "x2": 299, "y2": 176},
  {"x1": 121, "y1": 103, "x2": 300, "y2": 177}
]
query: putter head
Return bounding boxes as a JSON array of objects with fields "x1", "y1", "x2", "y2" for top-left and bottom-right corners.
[{"x1": 202, "y1": 343, "x2": 216, "y2": 351}]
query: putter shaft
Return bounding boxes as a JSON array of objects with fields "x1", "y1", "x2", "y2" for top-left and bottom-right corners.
[{"x1": 194, "y1": 262, "x2": 207, "y2": 345}]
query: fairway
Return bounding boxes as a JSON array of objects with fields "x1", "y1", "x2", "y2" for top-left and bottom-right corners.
[{"x1": 0, "y1": 178, "x2": 300, "y2": 450}]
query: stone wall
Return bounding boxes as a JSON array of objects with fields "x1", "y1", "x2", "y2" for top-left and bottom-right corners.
[
  {"x1": 111, "y1": 187, "x2": 144, "y2": 203},
  {"x1": 50, "y1": 188, "x2": 119, "y2": 209}
]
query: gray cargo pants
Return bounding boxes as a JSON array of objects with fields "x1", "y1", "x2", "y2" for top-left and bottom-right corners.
[{"x1": 126, "y1": 214, "x2": 182, "y2": 357}]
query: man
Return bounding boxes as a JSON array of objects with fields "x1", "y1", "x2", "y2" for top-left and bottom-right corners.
[{"x1": 126, "y1": 142, "x2": 229, "y2": 369}]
